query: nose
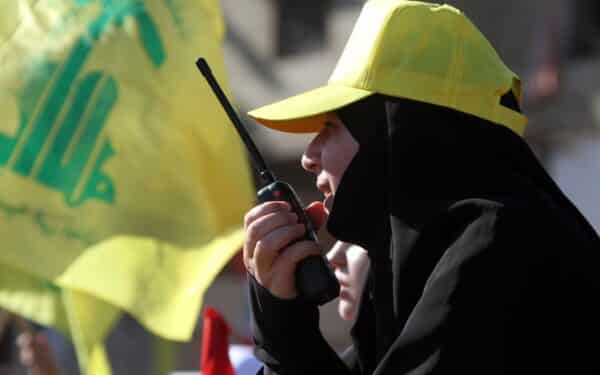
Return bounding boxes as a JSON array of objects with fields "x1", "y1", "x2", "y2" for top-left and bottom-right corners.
[
  {"x1": 327, "y1": 242, "x2": 348, "y2": 269},
  {"x1": 301, "y1": 135, "x2": 321, "y2": 174}
]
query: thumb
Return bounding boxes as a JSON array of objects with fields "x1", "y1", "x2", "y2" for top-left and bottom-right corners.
[{"x1": 305, "y1": 201, "x2": 326, "y2": 230}]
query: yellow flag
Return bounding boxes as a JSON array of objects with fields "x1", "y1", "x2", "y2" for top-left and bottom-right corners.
[{"x1": 0, "y1": 0, "x2": 254, "y2": 373}]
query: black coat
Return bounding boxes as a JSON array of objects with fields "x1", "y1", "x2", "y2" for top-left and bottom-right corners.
[{"x1": 249, "y1": 96, "x2": 600, "y2": 374}]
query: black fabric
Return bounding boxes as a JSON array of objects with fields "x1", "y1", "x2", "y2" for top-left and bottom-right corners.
[
  {"x1": 0, "y1": 323, "x2": 15, "y2": 364},
  {"x1": 248, "y1": 274, "x2": 351, "y2": 375},
  {"x1": 249, "y1": 95, "x2": 600, "y2": 374},
  {"x1": 326, "y1": 95, "x2": 391, "y2": 254}
]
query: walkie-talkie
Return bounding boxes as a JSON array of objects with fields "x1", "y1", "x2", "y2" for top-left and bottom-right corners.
[{"x1": 196, "y1": 58, "x2": 339, "y2": 306}]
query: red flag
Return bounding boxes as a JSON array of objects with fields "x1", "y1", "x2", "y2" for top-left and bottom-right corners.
[{"x1": 201, "y1": 306, "x2": 234, "y2": 375}]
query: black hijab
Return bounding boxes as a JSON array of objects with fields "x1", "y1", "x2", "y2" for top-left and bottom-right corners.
[
  {"x1": 328, "y1": 94, "x2": 599, "y2": 255},
  {"x1": 327, "y1": 94, "x2": 600, "y2": 372}
]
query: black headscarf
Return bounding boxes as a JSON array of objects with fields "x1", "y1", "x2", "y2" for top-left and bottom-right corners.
[
  {"x1": 327, "y1": 94, "x2": 600, "y2": 372},
  {"x1": 247, "y1": 93, "x2": 600, "y2": 375},
  {"x1": 328, "y1": 94, "x2": 599, "y2": 254}
]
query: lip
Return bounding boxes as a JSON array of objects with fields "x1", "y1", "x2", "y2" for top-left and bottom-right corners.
[
  {"x1": 316, "y1": 175, "x2": 331, "y2": 195},
  {"x1": 317, "y1": 184, "x2": 331, "y2": 196},
  {"x1": 317, "y1": 183, "x2": 333, "y2": 214},
  {"x1": 334, "y1": 270, "x2": 350, "y2": 287}
]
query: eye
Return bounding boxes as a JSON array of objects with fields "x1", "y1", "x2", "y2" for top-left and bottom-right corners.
[{"x1": 324, "y1": 120, "x2": 338, "y2": 131}]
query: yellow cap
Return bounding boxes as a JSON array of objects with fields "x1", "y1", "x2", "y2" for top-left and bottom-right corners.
[{"x1": 248, "y1": 0, "x2": 527, "y2": 136}]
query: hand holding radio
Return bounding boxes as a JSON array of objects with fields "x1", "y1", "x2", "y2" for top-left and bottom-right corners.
[
  {"x1": 196, "y1": 58, "x2": 339, "y2": 305},
  {"x1": 243, "y1": 200, "x2": 324, "y2": 299}
]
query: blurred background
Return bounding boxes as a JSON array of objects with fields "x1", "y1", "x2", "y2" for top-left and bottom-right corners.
[{"x1": 1, "y1": 0, "x2": 599, "y2": 374}]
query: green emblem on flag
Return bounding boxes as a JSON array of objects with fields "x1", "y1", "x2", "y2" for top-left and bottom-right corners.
[
  {"x1": 0, "y1": 1, "x2": 255, "y2": 373},
  {"x1": 0, "y1": 0, "x2": 166, "y2": 207}
]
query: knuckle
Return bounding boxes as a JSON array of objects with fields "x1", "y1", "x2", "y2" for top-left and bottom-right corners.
[
  {"x1": 270, "y1": 200, "x2": 289, "y2": 210},
  {"x1": 244, "y1": 207, "x2": 260, "y2": 227},
  {"x1": 243, "y1": 212, "x2": 252, "y2": 227},
  {"x1": 244, "y1": 203, "x2": 269, "y2": 227},
  {"x1": 278, "y1": 226, "x2": 301, "y2": 250},
  {"x1": 275, "y1": 211, "x2": 290, "y2": 225},
  {"x1": 254, "y1": 238, "x2": 271, "y2": 256},
  {"x1": 245, "y1": 221, "x2": 261, "y2": 241},
  {"x1": 261, "y1": 201, "x2": 282, "y2": 212},
  {"x1": 255, "y1": 268, "x2": 271, "y2": 286}
]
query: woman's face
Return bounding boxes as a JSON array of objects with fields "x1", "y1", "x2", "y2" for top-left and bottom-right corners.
[
  {"x1": 301, "y1": 112, "x2": 359, "y2": 214},
  {"x1": 326, "y1": 242, "x2": 370, "y2": 321}
]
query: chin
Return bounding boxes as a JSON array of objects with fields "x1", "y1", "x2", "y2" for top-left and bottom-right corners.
[{"x1": 338, "y1": 301, "x2": 356, "y2": 322}]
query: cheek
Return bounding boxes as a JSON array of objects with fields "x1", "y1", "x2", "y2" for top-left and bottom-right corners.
[
  {"x1": 346, "y1": 251, "x2": 370, "y2": 294},
  {"x1": 325, "y1": 158, "x2": 346, "y2": 193},
  {"x1": 323, "y1": 144, "x2": 358, "y2": 193},
  {"x1": 347, "y1": 249, "x2": 370, "y2": 275}
]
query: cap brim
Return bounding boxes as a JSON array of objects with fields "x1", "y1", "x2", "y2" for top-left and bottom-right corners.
[{"x1": 247, "y1": 84, "x2": 374, "y2": 133}]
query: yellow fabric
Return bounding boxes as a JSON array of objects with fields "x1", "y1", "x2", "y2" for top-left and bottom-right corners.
[
  {"x1": 248, "y1": 0, "x2": 528, "y2": 136},
  {"x1": 63, "y1": 289, "x2": 119, "y2": 375},
  {"x1": 0, "y1": 1, "x2": 254, "y2": 374},
  {"x1": 57, "y1": 229, "x2": 246, "y2": 341}
]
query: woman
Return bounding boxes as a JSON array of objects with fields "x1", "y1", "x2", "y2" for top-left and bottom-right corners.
[
  {"x1": 327, "y1": 241, "x2": 370, "y2": 372},
  {"x1": 243, "y1": 1, "x2": 600, "y2": 374}
]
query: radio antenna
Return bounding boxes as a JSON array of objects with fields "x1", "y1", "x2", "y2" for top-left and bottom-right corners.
[{"x1": 196, "y1": 58, "x2": 276, "y2": 184}]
